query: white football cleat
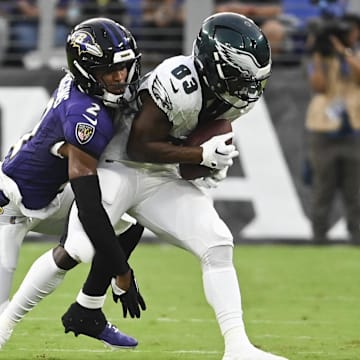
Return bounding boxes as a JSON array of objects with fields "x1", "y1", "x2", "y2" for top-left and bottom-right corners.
[
  {"x1": 222, "y1": 346, "x2": 288, "y2": 360},
  {"x1": 0, "y1": 314, "x2": 15, "y2": 349}
]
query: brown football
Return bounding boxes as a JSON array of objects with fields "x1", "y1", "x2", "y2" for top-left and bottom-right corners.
[{"x1": 179, "y1": 119, "x2": 233, "y2": 180}]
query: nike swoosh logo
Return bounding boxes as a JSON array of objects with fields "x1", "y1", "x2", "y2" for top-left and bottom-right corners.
[
  {"x1": 215, "y1": 149, "x2": 226, "y2": 155},
  {"x1": 170, "y1": 79, "x2": 179, "y2": 93},
  {"x1": 82, "y1": 113, "x2": 98, "y2": 126}
]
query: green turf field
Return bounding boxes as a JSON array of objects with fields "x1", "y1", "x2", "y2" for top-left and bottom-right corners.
[{"x1": 1, "y1": 242, "x2": 359, "y2": 360}]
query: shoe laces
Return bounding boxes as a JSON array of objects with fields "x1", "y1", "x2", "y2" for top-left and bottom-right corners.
[{"x1": 107, "y1": 322, "x2": 119, "y2": 334}]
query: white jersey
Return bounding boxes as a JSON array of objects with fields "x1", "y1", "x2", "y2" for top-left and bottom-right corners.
[
  {"x1": 143, "y1": 54, "x2": 253, "y2": 138},
  {"x1": 145, "y1": 55, "x2": 203, "y2": 138},
  {"x1": 100, "y1": 54, "x2": 253, "y2": 174}
]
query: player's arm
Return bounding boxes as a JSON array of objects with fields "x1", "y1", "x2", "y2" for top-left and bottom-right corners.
[
  {"x1": 61, "y1": 144, "x2": 132, "y2": 287},
  {"x1": 127, "y1": 91, "x2": 237, "y2": 170},
  {"x1": 60, "y1": 144, "x2": 145, "y2": 317},
  {"x1": 127, "y1": 91, "x2": 203, "y2": 164}
]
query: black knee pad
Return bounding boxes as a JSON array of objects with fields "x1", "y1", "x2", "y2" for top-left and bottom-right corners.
[{"x1": 52, "y1": 245, "x2": 78, "y2": 270}]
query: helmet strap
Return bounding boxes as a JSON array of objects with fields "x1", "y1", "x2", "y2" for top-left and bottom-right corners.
[
  {"x1": 73, "y1": 60, "x2": 90, "y2": 79},
  {"x1": 101, "y1": 90, "x2": 123, "y2": 108}
]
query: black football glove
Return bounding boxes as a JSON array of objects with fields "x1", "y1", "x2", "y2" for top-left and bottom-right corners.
[{"x1": 111, "y1": 270, "x2": 146, "y2": 318}]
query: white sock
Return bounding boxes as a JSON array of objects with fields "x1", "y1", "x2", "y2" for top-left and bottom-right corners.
[
  {"x1": 223, "y1": 327, "x2": 254, "y2": 355},
  {"x1": 3, "y1": 249, "x2": 67, "y2": 324},
  {"x1": 76, "y1": 290, "x2": 106, "y2": 309},
  {"x1": 202, "y1": 266, "x2": 251, "y2": 351}
]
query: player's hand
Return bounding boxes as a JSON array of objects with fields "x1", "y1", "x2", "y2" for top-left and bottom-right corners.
[
  {"x1": 200, "y1": 133, "x2": 238, "y2": 170},
  {"x1": 111, "y1": 270, "x2": 146, "y2": 318},
  {"x1": 192, "y1": 166, "x2": 229, "y2": 189}
]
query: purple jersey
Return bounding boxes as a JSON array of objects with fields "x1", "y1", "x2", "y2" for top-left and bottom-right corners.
[{"x1": 1, "y1": 74, "x2": 115, "y2": 210}]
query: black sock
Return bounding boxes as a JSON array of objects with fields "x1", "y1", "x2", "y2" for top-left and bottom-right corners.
[{"x1": 82, "y1": 223, "x2": 144, "y2": 296}]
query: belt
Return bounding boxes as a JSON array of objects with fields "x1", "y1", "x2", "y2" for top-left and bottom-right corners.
[{"x1": 0, "y1": 190, "x2": 10, "y2": 207}]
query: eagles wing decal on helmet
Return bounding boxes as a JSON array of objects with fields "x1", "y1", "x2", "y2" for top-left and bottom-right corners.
[
  {"x1": 193, "y1": 12, "x2": 271, "y2": 109},
  {"x1": 215, "y1": 40, "x2": 261, "y2": 79},
  {"x1": 151, "y1": 75, "x2": 173, "y2": 111},
  {"x1": 70, "y1": 31, "x2": 103, "y2": 57}
]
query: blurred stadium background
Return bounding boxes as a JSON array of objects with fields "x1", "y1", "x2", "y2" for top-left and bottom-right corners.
[{"x1": 0, "y1": 0, "x2": 356, "y2": 243}]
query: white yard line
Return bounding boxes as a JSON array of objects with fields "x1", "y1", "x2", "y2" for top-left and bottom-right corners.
[
  {"x1": 14, "y1": 348, "x2": 221, "y2": 354},
  {"x1": 156, "y1": 317, "x2": 334, "y2": 325},
  {"x1": 24, "y1": 316, "x2": 335, "y2": 326}
]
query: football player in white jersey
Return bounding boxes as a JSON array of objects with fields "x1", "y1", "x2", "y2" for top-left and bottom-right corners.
[{"x1": 0, "y1": 12, "x2": 288, "y2": 360}]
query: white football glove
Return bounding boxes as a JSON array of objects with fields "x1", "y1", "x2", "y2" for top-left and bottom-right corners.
[
  {"x1": 200, "y1": 132, "x2": 239, "y2": 170},
  {"x1": 192, "y1": 166, "x2": 229, "y2": 189}
]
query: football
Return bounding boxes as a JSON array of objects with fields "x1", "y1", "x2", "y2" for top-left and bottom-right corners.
[{"x1": 179, "y1": 118, "x2": 233, "y2": 180}]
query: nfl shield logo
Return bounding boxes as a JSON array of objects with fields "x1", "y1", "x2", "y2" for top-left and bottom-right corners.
[{"x1": 75, "y1": 123, "x2": 95, "y2": 144}]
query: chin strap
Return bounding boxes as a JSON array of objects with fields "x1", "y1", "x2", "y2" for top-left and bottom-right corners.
[
  {"x1": 101, "y1": 85, "x2": 138, "y2": 108},
  {"x1": 101, "y1": 90, "x2": 124, "y2": 108}
]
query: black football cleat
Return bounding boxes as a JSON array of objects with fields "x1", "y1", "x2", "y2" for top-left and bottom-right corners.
[{"x1": 61, "y1": 302, "x2": 138, "y2": 348}]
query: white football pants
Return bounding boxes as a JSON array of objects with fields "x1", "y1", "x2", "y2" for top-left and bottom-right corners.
[
  {"x1": 64, "y1": 161, "x2": 247, "y2": 339},
  {"x1": 0, "y1": 184, "x2": 74, "y2": 308}
]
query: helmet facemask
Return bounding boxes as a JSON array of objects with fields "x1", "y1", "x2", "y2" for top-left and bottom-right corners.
[
  {"x1": 90, "y1": 54, "x2": 141, "y2": 108},
  {"x1": 213, "y1": 55, "x2": 270, "y2": 109}
]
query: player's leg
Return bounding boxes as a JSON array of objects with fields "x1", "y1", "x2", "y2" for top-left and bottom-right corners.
[
  {"x1": 0, "y1": 244, "x2": 76, "y2": 348},
  {"x1": 132, "y1": 179, "x2": 288, "y2": 360},
  {"x1": 0, "y1": 184, "x2": 73, "y2": 313},
  {"x1": 61, "y1": 165, "x2": 140, "y2": 348},
  {"x1": 0, "y1": 200, "x2": 93, "y2": 349},
  {"x1": 62, "y1": 222, "x2": 144, "y2": 349},
  {"x1": 73, "y1": 221, "x2": 143, "y2": 299},
  {"x1": 0, "y1": 224, "x2": 28, "y2": 314},
  {"x1": 0, "y1": 200, "x2": 33, "y2": 315},
  {"x1": 202, "y1": 245, "x2": 287, "y2": 360},
  {"x1": 0, "y1": 187, "x2": 73, "y2": 348}
]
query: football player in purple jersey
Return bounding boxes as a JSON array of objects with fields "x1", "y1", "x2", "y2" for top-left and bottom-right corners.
[{"x1": 0, "y1": 17, "x2": 145, "y2": 348}]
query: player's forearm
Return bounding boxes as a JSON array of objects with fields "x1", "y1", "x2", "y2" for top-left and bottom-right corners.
[
  {"x1": 70, "y1": 174, "x2": 130, "y2": 276},
  {"x1": 128, "y1": 140, "x2": 203, "y2": 165}
]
